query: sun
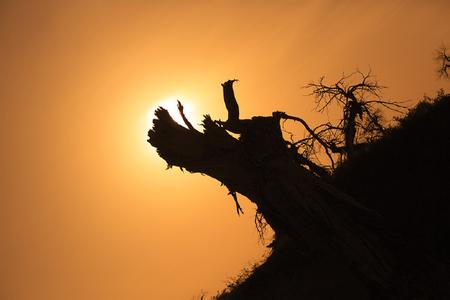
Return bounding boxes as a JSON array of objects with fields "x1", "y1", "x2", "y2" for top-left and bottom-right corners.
[{"x1": 148, "y1": 97, "x2": 196, "y2": 129}]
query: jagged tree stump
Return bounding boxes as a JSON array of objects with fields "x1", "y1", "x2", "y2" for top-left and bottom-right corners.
[{"x1": 148, "y1": 80, "x2": 393, "y2": 291}]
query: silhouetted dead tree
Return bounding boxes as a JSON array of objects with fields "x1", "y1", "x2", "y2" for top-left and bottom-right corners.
[
  {"x1": 302, "y1": 70, "x2": 406, "y2": 166},
  {"x1": 148, "y1": 80, "x2": 395, "y2": 291},
  {"x1": 436, "y1": 45, "x2": 450, "y2": 79}
]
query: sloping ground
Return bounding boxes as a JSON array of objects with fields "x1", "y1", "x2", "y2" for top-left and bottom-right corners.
[
  {"x1": 215, "y1": 242, "x2": 371, "y2": 300},
  {"x1": 216, "y1": 93, "x2": 450, "y2": 299},
  {"x1": 334, "y1": 93, "x2": 450, "y2": 260}
]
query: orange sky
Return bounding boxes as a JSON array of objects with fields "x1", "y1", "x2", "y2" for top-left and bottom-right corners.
[{"x1": 1, "y1": 1, "x2": 449, "y2": 299}]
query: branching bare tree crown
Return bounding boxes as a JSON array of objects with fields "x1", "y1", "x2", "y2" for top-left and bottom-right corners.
[
  {"x1": 296, "y1": 70, "x2": 406, "y2": 167},
  {"x1": 435, "y1": 45, "x2": 450, "y2": 79}
]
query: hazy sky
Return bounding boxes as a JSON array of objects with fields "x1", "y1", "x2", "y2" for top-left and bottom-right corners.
[{"x1": 1, "y1": 1, "x2": 449, "y2": 299}]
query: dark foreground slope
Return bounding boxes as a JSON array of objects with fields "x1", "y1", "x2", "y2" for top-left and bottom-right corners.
[
  {"x1": 334, "y1": 93, "x2": 450, "y2": 259},
  {"x1": 216, "y1": 93, "x2": 450, "y2": 300}
]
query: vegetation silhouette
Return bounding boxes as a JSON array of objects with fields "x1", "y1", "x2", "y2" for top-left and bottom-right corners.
[{"x1": 148, "y1": 78, "x2": 450, "y2": 299}]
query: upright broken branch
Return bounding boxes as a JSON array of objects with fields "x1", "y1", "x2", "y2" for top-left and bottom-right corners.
[{"x1": 177, "y1": 100, "x2": 197, "y2": 132}]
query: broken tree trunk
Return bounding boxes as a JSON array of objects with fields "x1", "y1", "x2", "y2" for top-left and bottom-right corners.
[{"x1": 148, "y1": 80, "x2": 394, "y2": 291}]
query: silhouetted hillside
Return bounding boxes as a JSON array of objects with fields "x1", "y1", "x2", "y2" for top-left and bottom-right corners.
[
  {"x1": 215, "y1": 92, "x2": 450, "y2": 300},
  {"x1": 334, "y1": 92, "x2": 450, "y2": 260}
]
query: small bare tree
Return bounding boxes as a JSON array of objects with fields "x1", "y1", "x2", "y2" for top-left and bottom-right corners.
[
  {"x1": 289, "y1": 70, "x2": 407, "y2": 168},
  {"x1": 435, "y1": 45, "x2": 450, "y2": 79}
]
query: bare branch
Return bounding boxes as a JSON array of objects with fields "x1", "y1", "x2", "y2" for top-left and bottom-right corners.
[
  {"x1": 278, "y1": 112, "x2": 344, "y2": 168},
  {"x1": 177, "y1": 100, "x2": 199, "y2": 132},
  {"x1": 435, "y1": 45, "x2": 450, "y2": 79}
]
